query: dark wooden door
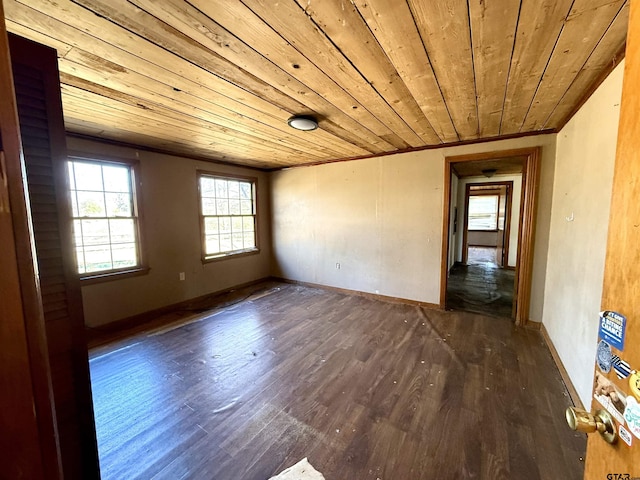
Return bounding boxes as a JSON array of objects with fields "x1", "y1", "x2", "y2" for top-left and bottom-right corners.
[
  {"x1": 0, "y1": 7, "x2": 61, "y2": 477},
  {"x1": 0, "y1": 152, "x2": 50, "y2": 479},
  {"x1": 8, "y1": 33, "x2": 100, "y2": 479}
]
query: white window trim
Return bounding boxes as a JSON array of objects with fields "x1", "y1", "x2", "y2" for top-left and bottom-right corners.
[
  {"x1": 197, "y1": 170, "x2": 260, "y2": 262},
  {"x1": 67, "y1": 153, "x2": 148, "y2": 283}
]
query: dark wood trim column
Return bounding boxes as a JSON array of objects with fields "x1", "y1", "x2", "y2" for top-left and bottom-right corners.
[
  {"x1": 0, "y1": 4, "x2": 62, "y2": 477},
  {"x1": 8, "y1": 32, "x2": 101, "y2": 479}
]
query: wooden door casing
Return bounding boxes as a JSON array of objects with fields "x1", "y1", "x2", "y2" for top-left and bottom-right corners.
[
  {"x1": 495, "y1": 184, "x2": 509, "y2": 267},
  {"x1": 441, "y1": 149, "x2": 538, "y2": 326}
]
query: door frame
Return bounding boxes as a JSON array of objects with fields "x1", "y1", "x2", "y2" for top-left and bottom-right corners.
[
  {"x1": 461, "y1": 181, "x2": 513, "y2": 266},
  {"x1": 440, "y1": 147, "x2": 541, "y2": 326}
]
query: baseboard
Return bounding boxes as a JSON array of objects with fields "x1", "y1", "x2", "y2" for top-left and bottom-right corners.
[
  {"x1": 540, "y1": 323, "x2": 584, "y2": 409},
  {"x1": 273, "y1": 277, "x2": 442, "y2": 310},
  {"x1": 524, "y1": 319, "x2": 542, "y2": 330},
  {"x1": 86, "y1": 277, "x2": 272, "y2": 342},
  {"x1": 87, "y1": 277, "x2": 441, "y2": 347}
]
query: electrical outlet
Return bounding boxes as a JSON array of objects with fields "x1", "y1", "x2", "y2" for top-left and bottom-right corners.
[
  {"x1": 179, "y1": 272, "x2": 185, "y2": 281},
  {"x1": 335, "y1": 263, "x2": 340, "y2": 270}
]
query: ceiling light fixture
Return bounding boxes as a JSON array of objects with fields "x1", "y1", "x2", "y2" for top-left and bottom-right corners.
[
  {"x1": 287, "y1": 115, "x2": 318, "y2": 131},
  {"x1": 482, "y1": 168, "x2": 497, "y2": 178}
]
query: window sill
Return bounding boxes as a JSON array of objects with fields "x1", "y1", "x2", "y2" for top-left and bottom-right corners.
[
  {"x1": 80, "y1": 266, "x2": 150, "y2": 285},
  {"x1": 202, "y1": 248, "x2": 260, "y2": 264}
]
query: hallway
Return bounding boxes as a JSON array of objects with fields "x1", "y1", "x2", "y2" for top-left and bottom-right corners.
[{"x1": 446, "y1": 246, "x2": 515, "y2": 318}]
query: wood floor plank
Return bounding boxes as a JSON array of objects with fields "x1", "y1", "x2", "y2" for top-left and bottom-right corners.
[{"x1": 90, "y1": 282, "x2": 585, "y2": 479}]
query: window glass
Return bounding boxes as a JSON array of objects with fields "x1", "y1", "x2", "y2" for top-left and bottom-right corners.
[
  {"x1": 199, "y1": 172, "x2": 257, "y2": 259},
  {"x1": 68, "y1": 158, "x2": 143, "y2": 276},
  {"x1": 468, "y1": 195, "x2": 499, "y2": 230}
]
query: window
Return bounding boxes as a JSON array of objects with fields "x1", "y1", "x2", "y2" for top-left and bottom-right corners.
[
  {"x1": 468, "y1": 194, "x2": 499, "y2": 230},
  {"x1": 67, "y1": 156, "x2": 146, "y2": 279},
  {"x1": 198, "y1": 172, "x2": 258, "y2": 260}
]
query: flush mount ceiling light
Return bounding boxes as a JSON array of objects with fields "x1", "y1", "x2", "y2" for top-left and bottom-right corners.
[
  {"x1": 287, "y1": 115, "x2": 318, "y2": 131},
  {"x1": 482, "y1": 168, "x2": 497, "y2": 178}
]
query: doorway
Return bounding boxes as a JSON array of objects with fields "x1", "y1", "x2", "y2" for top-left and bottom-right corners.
[
  {"x1": 440, "y1": 148, "x2": 541, "y2": 326},
  {"x1": 462, "y1": 182, "x2": 513, "y2": 267},
  {"x1": 447, "y1": 181, "x2": 517, "y2": 318}
]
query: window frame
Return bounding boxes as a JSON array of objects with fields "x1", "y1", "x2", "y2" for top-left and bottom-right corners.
[
  {"x1": 67, "y1": 153, "x2": 148, "y2": 284},
  {"x1": 197, "y1": 170, "x2": 260, "y2": 263},
  {"x1": 467, "y1": 193, "x2": 500, "y2": 232}
]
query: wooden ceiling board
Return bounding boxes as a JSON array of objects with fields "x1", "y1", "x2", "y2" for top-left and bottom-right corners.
[
  {"x1": 63, "y1": 2, "x2": 372, "y2": 158},
  {"x1": 6, "y1": 4, "x2": 288, "y2": 123},
  {"x1": 8, "y1": 1, "x2": 373, "y2": 161},
  {"x1": 74, "y1": 0, "x2": 310, "y2": 114},
  {"x1": 351, "y1": 0, "x2": 459, "y2": 142},
  {"x1": 64, "y1": 114, "x2": 276, "y2": 168},
  {"x1": 522, "y1": 0, "x2": 627, "y2": 131},
  {"x1": 290, "y1": 0, "x2": 440, "y2": 144},
  {"x1": 4, "y1": 18, "x2": 74, "y2": 57},
  {"x1": 408, "y1": 0, "x2": 479, "y2": 140},
  {"x1": 58, "y1": 53, "x2": 353, "y2": 163},
  {"x1": 61, "y1": 89, "x2": 315, "y2": 166},
  {"x1": 500, "y1": 0, "x2": 575, "y2": 135},
  {"x1": 452, "y1": 156, "x2": 526, "y2": 178},
  {"x1": 468, "y1": 0, "x2": 520, "y2": 137},
  {"x1": 11, "y1": 0, "x2": 381, "y2": 164},
  {"x1": 469, "y1": 185, "x2": 507, "y2": 192},
  {"x1": 64, "y1": 86, "x2": 343, "y2": 162},
  {"x1": 184, "y1": 0, "x2": 400, "y2": 151},
  {"x1": 545, "y1": 3, "x2": 629, "y2": 128},
  {"x1": 89, "y1": 0, "x2": 389, "y2": 155},
  {"x1": 58, "y1": 69, "x2": 365, "y2": 162},
  {"x1": 66, "y1": 118, "x2": 281, "y2": 168},
  {"x1": 2, "y1": 0, "x2": 629, "y2": 169},
  {"x1": 239, "y1": 0, "x2": 426, "y2": 148}
]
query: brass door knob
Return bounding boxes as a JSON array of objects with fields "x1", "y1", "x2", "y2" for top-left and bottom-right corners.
[{"x1": 565, "y1": 407, "x2": 617, "y2": 444}]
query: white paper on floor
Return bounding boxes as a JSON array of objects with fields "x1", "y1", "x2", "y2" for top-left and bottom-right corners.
[{"x1": 268, "y1": 457, "x2": 325, "y2": 480}]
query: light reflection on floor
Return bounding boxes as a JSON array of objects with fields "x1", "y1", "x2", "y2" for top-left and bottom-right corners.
[
  {"x1": 446, "y1": 246, "x2": 515, "y2": 317},
  {"x1": 89, "y1": 302, "x2": 274, "y2": 476}
]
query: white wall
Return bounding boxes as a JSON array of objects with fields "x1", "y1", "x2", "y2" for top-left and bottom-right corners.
[
  {"x1": 455, "y1": 174, "x2": 522, "y2": 267},
  {"x1": 447, "y1": 173, "x2": 459, "y2": 270},
  {"x1": 67, "y1": 137, "x2": 272, "y2": 327},
  {"x1": 542, "y1": 61, "x2": 624, "y2": 407},
  {"x1": 271, "y1": 134, "x2": 556, "y2": 320},
  {"x1": 467, "y1": 230, "x2": 498, "y2": 247}
]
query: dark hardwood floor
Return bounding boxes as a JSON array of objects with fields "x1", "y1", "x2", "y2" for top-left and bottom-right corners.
[
  {"x1": 446, "y1": 246, "x2": 515, "y2": 318},
  {"x1": 89, "y1": 282, "x2": 585, "y2": 480}
]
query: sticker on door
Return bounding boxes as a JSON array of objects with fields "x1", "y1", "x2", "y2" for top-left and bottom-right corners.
[{"x1": 599, "y1": 311, "x2": 627, "y2": 351}]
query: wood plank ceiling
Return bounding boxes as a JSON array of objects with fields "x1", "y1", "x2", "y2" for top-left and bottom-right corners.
[
  {"x1": 4, "y1": 0, "x2": 629, "y2": 170},
  {"x1": 452, "y1": 156, "x2": 525, "y2": 178}
]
